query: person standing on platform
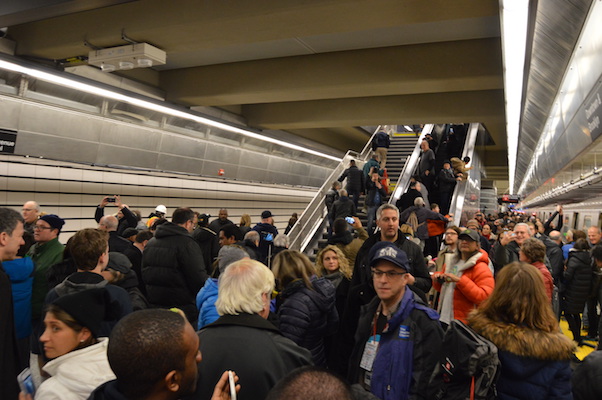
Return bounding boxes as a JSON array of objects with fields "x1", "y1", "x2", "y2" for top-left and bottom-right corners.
[
  {"x1": 348, "y1": 241, "x2": 443, "y2": 399},
  {"x1": 252, "y1": 210, "x2": 279, "y2": 266},
  {"x1": 193, "y1": 213, "x2": 219, "y2": 274},
  {"x1": 21, "y1": 201, "x2": 39, "y2": 253},
  {"x1": 95, "y1": 195, "x2": 138, "y2": 236},
  {"x1": 28, "y1": 214, "x2": 65, "y2": 332},
  {"x1": 143, "y1": 208, "x2": 208, "y2": 325},
  {"x1": 371, "y1": 131, "x2": 390, "y2": 169},
  {"x1": 0, "y1": 208, "x2": 25, "y2": 400},
  {"x1": 338, "y1": 160, "x2": 365, "y2": 210},
  {"x1": 208, "y1": 208, "x2": 234, "y2": 234}
]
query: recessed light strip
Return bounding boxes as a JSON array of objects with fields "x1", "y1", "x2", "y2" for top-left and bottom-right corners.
[
  {"x1": 0, "y1": 58, "x2": 342, "y2": 162},
  {"x1": 500, "y1": 0, "x2": 530, "y2": 194}
]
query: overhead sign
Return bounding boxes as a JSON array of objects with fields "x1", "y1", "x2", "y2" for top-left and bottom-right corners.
[
  {"x1": 0, "y1": 128, "x2": 17, "y2": 154},
  {"x1": 498, "y1": 194, "x2": 520, "y2": 204}
]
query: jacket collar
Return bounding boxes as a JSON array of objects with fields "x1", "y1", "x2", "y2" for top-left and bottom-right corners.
[{"x1": 204, "y1": 313, "x2": 280, "y2": 333}]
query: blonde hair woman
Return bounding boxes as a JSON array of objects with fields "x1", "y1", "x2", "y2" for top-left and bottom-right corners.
[{"x1": 272, "y1": 250, "x2": 338, "y2": 366}]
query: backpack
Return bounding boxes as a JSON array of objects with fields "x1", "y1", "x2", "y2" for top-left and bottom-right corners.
[{"x1": 428, "y1": 320, "x2": 500, "y2": 400}]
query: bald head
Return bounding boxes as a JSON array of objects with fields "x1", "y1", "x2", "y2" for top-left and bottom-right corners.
[
  {"x1": 22, "y1": 201, "x2": 40, "y2": 224},
  {"x1": 99, "y1": 215, "x2": 119, "y2": 232},
  {"x1": 589, "y1": 226, "x2": 601, "y2": 246},
  {"x1": 549, "y1": 230, "x2": 562, "y2": 245}
]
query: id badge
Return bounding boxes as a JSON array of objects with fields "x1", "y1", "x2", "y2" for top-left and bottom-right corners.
[{"x1": 360, "y1": 335, "x2": 380, "y2": 371}]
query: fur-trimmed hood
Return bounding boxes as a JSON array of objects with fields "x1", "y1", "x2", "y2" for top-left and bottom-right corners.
[{"x1": 468, "y1": 310, "x2": 575, "y2": 361}]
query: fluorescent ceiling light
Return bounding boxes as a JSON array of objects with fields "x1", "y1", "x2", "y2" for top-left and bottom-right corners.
[
  {"x1": 500, "y1": 0, "x2": 529, "y2": 194},
  {"x1": 0, "y1": 58, "x2": 342, "y2": 162}
]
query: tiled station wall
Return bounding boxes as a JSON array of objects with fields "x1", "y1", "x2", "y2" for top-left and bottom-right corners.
[{"x1": 0, "y1": 155, "x2": 317, "y2": 242}]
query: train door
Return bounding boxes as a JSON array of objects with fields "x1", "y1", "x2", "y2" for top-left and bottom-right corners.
[{"x1": 598, "y1": 212, "x2": 602, "y2": 229}]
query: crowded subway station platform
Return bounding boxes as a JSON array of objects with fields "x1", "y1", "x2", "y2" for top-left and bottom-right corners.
[{"x1": 2, "y1": 1, "x2": 602, "y2": 399}]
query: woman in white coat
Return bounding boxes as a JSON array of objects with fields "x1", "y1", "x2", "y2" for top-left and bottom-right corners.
[{"x1": 26, "y1": 288, "x2": 116, "y2": 400}]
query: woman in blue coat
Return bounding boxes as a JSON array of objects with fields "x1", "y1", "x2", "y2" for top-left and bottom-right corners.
[
  {"x1": 272, "y1": 250, "x2": 338, "y2": 366},
  {"x1": 469, "y1": 262, "x2": 575, "y2": 400}
]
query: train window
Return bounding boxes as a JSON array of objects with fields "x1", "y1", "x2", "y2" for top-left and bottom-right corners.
[
  {"x1": 573, "y1": 213, "x2": 579, "y2": 229},
  {"x1": 584, "y1": 216, "x2": 592, "y2": 229},
  {"x1": 598, "y1": 213, "x2": 602, "y2": 229}
]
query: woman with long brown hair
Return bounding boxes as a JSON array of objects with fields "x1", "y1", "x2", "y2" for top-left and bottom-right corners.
[
  {"x1": 468, "y1": 262, "x2": 574, "y2": 399},
  {"x1": 272, "y1": 250, "x2": 338, "y2": 367}
]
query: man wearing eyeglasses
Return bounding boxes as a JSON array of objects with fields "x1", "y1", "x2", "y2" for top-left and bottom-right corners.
[
  {"x1": 27, "y1": 214, "x2": 65, "y2": 340},
  {"x1": 348, "y1": 241, "x2": 443, "y2": 399}
]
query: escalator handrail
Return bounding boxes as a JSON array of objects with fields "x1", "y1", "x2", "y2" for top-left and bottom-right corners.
[
  {"x1": 389, "y1": 124, "x2": 435, "y2": 204},
  {"x1": 449, "y1": 123, "x2": 480, "y2": 227},
  {"x1": 288, "y1": 125, "x2": 395, "y2": 252}
]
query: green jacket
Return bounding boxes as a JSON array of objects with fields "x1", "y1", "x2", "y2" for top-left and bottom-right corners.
[{"x1": 27, "y1": 238, "x2": 64, "y2": 320}]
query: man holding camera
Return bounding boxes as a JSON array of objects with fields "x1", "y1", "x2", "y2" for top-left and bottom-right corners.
[{"x1": 95, "y1": 195, "x2": 137, "y2": 237}]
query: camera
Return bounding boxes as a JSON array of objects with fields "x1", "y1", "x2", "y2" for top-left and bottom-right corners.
[
  {"x1": 436, "y1": 275, "x2": 446, "y2": 284},
  {"x1": 107, "y1": 197, "x2": 116, "y2": 202}
]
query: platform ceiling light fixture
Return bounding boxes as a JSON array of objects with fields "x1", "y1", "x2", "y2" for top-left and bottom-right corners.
[
  {"x1": 0, "y1": 56, "x2": 342, "y2": 162},
  {"x1": 500, "y1": 0, "x2": 530, "y2": 194},
  {"x1": 88, "y1": 43, "x2": 166, "y2": 72}
]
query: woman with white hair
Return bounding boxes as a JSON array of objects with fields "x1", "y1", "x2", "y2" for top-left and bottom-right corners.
[{"x1": 194, "y1": 259, "x2": 312, "y2": 400}]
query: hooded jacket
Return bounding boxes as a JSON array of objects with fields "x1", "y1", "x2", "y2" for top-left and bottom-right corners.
[
  {"x1": 45, "y1": 272, "x2": 132, "y2": 339},
  {"x1": 348, "y1": 289, "x2": 443, "y2": 400},
  {"x1": 278, "y1": 276, "x2": 338, "y2": 366},
  {"x1": 196, "y1": 278, "x2": 219, "y2": 329},
  {"x1": 3, "y1": 257, "x2": 34, "y2": 339},
  {"x1": 563, "y1": 250, "x2": 593, "y2": 314},
  {"x1": 432, "y1": 249, "x2": 494, "y2": 324},
  {"x1": 469, "y1": 311, "x2": 574, "y2": 400},
  {"x1": 142, "y1": 222, "x2": 208, "y2": 322},
  {"x1": 37, "y1": 338, "x2": 115, "y2": 400}
]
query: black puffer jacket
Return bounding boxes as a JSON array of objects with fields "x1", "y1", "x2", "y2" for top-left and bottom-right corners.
[
  {"x1": 142, "y1": 222, "x2": 208, "y2": 322},
  {"x1": 563, "y1": 250, "x2": 592, "y2": 314},
  {"x1": 278, "y1": 276, "x2": 338, "y2": 366}
]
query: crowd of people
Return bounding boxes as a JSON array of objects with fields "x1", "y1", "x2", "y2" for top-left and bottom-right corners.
[{"x1": 2, "y1": 182, "x2": 602, "y2": 398}]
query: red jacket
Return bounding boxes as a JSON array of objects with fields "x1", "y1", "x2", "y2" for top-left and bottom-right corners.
[
  {"x1": 532, "y1": 261, "x2": 554, "y2": 302},
  {"x1": 433, "y1": 249, "x2": 495, "y2": 323}
]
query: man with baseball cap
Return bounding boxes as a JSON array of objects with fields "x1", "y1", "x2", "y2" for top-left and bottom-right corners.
[
  {"x1": 432, "y1": 229, "x2": 494, "y2": 327},
  {"x1": 252, "y1": 210, "x2": 279, "y2": 265},
  {"x1": 348, "y1": 242, "x2": 443, "y2": 400}
]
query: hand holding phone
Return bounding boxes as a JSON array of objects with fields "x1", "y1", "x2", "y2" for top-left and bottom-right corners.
[
  {"x1": 18, "y1": 368, "x2": 36, "y2": 397},
  {"x1": 228, "y1": 371, "x2": 237, "y2": 400},
  {"x1": 345, "y1": 216, "x2": 355, "y2": 224}
]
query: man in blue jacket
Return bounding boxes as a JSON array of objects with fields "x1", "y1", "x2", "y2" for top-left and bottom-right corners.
[{"x1": 348, "y1": 242, "x2": 443, "y2": 400}]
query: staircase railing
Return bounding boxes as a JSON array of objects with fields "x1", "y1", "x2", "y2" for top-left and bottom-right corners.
[
  {"x1": 389, "y1": 124, "x2": 435, "y2": 204},
  {"x1": 289, "y1": 125, "x2": 397, "y2": 252}
]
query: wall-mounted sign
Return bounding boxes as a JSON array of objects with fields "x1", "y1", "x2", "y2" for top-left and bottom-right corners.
[{"x1": 0, "y1": 128, "x2": 17, "y2": 154}]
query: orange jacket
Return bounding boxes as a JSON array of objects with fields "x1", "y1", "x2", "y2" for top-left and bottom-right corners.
[{"x1": 433, "y1": 249, "x2": 495, "y2": 323}]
